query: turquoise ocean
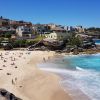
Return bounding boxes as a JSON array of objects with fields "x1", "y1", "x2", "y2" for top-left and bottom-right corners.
[
  {"x1": 38, "y1": 54, "x2": 100, "y2": 100},
  {"x1": 94, "y1": 39, "x2": 100, "y2": 45}
]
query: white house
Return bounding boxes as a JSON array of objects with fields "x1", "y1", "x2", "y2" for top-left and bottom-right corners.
[
  {"x1": 16, "y1": 26, "x2": 33, "y2": 39},
  {"x1": 76, "y1": 26, "x2": 85, "y2": 33},
  {"x1": 44, "y1": 27, "x2": 69, "y2": 40}
]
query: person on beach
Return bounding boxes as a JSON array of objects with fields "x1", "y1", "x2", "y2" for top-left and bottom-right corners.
[
  {"x1": 19, "y1": 55, "x2": 21, "y2": 58},
  {"x1": 12, "y1": 79, "x2": 15, "y2": 85},
  {"x1": 0, "y1": 53, "x2": 2, "y2": 56},
  {"x1": 48, "y1": 56, "x2": 50, "y2": 60},
  {"x1": 15, "y1": 77, "x2": 17, "y2": 83},
  {"x1": 3, "y1": 65, "x2": 6, "y2": 67},
  {"x1": 12, "y1": 58, "x2": 15, "y2": 61},
  {"x1": 13, "y1": 58, "x2": 15, "y2": 61},
  {"x1": 43, "y1": 57, "x2": 46, "y2": 62},
  {"x1": 62, "y1": 59, "x2": 64, "y2": 62},
  {"x1": 4, "y1": 60, "x2": 7, "y2": 62},
  {"x1": 1, "y1": 55, "x2": 3, "y2": 60},
  {"x1": 11, "y1": 62, "x2": 15, "y2": 65},
  {"x1": 15, "y1": 66, "x2": 17, "y2": 68}
]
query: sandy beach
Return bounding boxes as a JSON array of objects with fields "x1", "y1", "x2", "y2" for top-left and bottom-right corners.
[{"x1": 0, "y1": 51, "x2": 72, "y2": 100}]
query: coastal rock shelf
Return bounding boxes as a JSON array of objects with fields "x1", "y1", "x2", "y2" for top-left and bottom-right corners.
[{"x1": 0, "y1": 88, "x2": 22, "y2": 100}]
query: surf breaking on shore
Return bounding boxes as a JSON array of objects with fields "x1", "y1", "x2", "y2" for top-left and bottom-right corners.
[{"x1": 38, "y1": 54, "x2": 100, "y2": 100}]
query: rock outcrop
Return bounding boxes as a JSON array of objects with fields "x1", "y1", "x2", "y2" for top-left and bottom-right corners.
[{"x1": 0, "y1": 89, "x2": 22, "y2": 100}]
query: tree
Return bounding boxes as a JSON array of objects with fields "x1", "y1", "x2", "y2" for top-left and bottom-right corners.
[
  {"x1": 12, "y1": 40, "x2": 27, "y2": 48},
  {"x1": 5, "y1": 32, "x2": 12, "y2": 38},
  {"x1": 68, "y1": 34, "x2": 82, "y2": 47}
]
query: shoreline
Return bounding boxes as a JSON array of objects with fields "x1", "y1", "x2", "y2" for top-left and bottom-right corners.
[
  {"x1": 37, "y1": 53, "x2": 91, "y2": 100},
  {"x1": 1, "y1": 50, "x2": 98, "y2": 100},
  {"x1": 0, "y1": 50, "x2": 98, "y2": 99},
  {"x1": 0, "y1": 50, "x2": 72, "y2": 100}
]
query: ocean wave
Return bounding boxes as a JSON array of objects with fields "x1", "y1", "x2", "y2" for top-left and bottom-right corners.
[
  {"x1": 38, "y1": 54, "x2": 100, "y2": 100},
  {"x1": 76, "y1": 66, "x2": 85, "y2": 71},
  {"x1": 40, "y1": 67, "x2": 100, "y2": 100}
]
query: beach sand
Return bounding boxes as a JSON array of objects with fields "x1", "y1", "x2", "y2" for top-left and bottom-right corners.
[{"x1": 0, "y1": 51, "x2": 72, "y2": 100}]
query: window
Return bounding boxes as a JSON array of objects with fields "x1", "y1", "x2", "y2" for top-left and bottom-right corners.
[{"x1": 21, "y1": 29, "x2": 24, "y2": 31}]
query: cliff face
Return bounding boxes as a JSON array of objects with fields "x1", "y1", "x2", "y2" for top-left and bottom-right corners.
[{"x1": 0, "y1": 89, "x2": 22, "y2": 100}]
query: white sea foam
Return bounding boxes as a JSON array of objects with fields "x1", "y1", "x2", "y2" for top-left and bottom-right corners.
[
  {"x1": 76, "y1": 66, "x2": 85, "y2": 71},
  {"x1": 40, "y1": 67, "x2": 70, "y2": 73},
  {"x1": 38, "y1": 53, "x2": 100, "y2": 100},
  {"x1": 39, "y1": 66, "x2": 100, "y2": 100}
]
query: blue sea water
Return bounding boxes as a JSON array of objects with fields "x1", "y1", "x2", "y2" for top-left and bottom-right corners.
[
  {"x1": 38, "y1": 54, "x2": 100, "y2": 100},
  {"x1": 94, "y1": 39, "x2": 100, "y2": 45},
  {"x1": 66, "y1": 54, "x2": 100, "y2": 71}
]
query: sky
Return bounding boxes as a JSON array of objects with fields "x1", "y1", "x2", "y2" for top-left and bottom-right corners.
[{"x1": 0, "y1": 0, "x2": 100, "y2": 27}]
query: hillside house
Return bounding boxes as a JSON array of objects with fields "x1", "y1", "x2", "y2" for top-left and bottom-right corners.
[
  {"x1": 44, "y1": 27, "x2": 69, "y2": 40},
  {"x1": 16, "y1": 26, "x2": 33, "y2": 39}
]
